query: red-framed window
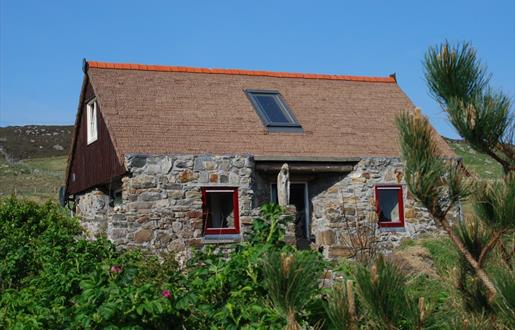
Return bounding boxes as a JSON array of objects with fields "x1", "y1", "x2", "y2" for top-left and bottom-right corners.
[
  {"x1": 201, "y1": 187, "x2": 240, "y2": 235},
  {"x1": 375, "y1": 185, "x2": 405, "y2": 228}
]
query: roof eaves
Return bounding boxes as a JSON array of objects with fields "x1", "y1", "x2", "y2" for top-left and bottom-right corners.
[{"x1": 64, "y1": 75, "x2": 88, "y2": 194}]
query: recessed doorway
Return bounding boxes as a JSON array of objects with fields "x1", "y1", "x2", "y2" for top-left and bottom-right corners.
[{"x1": 271, "y1": 182, "x2": 310, "y2": 249}]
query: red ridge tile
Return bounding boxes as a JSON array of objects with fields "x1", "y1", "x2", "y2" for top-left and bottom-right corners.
[{"x1": 87, "y1": 61, "x2": 396, "y2": 83}]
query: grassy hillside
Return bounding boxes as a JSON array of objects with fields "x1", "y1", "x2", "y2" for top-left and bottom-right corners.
[
  {"x1": 0, "y1": 125, "x2": 72, "y2": 161},
  {"x1": 444, "y1": 138, "x2": 503, "y2": 180},
  {"x1": 0, "y1": 156, "x2": 67, "y2": 203},
  {"x1": 0, "y1": 125, "x2": 72, "y2": 203}
]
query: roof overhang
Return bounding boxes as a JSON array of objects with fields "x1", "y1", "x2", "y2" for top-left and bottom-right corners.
[
  {"x1": 254, "y1": 156, "x2": 361, "y2": 162},
  {"x1": 254, "y1": 156, "x2": 359, "y2": 174}
]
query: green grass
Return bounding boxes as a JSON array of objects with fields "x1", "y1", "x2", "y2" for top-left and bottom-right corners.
[
  {"x1": 0, "y1": 156, "x2": 67, "y2": 203},
  {"x1": 445, "y1": 139, "x2": 503, "y2": 180},
  {"x1": 421, "y1": 237, "x2": 460, "y2": 274}
]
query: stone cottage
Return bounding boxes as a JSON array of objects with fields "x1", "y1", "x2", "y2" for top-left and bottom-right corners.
[{"x1": 65, "y1": 61, "x2": 456, "y2": 260}]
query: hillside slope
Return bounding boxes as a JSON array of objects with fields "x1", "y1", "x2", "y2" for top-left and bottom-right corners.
[
  {"x1": 0, "y1": 125, "x2": 72, "y2": 161},
  {"x1": 0, "y1": 156, "x2": 67, "y2": 203},
  {"x1": 0, "y1": 125, "x2": 72, "y2": 202},
  {"x1": 444, "y1": 138, "x2": 503, "y2": 179}
]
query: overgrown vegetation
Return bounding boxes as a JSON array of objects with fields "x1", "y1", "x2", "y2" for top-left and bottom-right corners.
[
  {"x1": 396, "y1": 40, "x2": 514, "y2": 328},
  {"x1": 2, "y1": 197, "x2": 513, "y2": 329}
]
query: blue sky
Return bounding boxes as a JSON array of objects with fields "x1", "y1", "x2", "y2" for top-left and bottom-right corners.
[{"x1": 1, "y1": 0, "x2": 514, "y2": 139}]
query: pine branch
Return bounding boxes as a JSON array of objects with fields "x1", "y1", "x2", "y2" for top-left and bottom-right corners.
[{"x1": 396, "y1": 109, "x2": 497, "y2": 302}]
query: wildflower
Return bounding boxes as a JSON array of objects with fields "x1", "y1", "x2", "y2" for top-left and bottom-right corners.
[
  {"x1": 162, "y1": 290, "x2": 172, "y2": 299},
  {"x1": 110, "y1": 265, "x2": 123, "y2": 273}
]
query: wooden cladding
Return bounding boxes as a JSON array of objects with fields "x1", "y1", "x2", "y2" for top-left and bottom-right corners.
[{"x1": 66, "y1": 80, "x2": 125, "y2": 195}]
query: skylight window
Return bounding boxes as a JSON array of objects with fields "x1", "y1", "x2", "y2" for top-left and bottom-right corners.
[{"x1": 245, "y1": 90, "x2": 302, "y2": 132}]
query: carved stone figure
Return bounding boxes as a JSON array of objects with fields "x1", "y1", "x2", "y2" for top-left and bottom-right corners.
[{"x1": 277, "y1": 163, "x2": 290, "y2": 206}]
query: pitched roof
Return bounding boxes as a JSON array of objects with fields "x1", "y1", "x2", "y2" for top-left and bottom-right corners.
[{"x1": 85, "y1": 61, "x2": 454, "y2": 161}]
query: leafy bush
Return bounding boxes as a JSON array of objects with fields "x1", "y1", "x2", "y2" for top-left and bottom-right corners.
[
  {"x1": 71, "y1": 253, "x2": 180, "y2": 329},
  {"x1": 0, "y1": 197, "x2": 83, "y2": 290},
  {"x1": 175, "y1": 204, "x2": 310, "y2": 329},
  {"x1": 1, "y1": 197, "x2": 511, "y2": 329},
  {"x1": 0, "y1": 198, "x2": 180, "y2": 329},
  {"x1": 247, "y1": 203, "x2": 290, "y2": 245}
]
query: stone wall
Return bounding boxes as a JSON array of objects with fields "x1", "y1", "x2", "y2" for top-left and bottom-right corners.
[
  {"x1": 76, "y1": 154, "x2": 255, "y2": 262},
  {"x1": 75, "y1": 188, "x2": 110, "y2": 237},
  {"x1": 311, "y1": 157, "x2": 458, "y2": 259},
  {"x1": 75, "y1": 155, "x2": 458, "y2": 262}
]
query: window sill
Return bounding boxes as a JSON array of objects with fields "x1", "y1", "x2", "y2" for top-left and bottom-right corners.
[
  {"x1": 266, "y1": 126, "x2": 304, "y2": 133},
  {"x1": 202, "y1": 234, "x2": 242, "y2": 244},
  {"x1": 87, "y1": 138, "x2": 98, "y2": 146},
  {"x1": 379, "y1": 226, "x2": 406, "y2": 233}
]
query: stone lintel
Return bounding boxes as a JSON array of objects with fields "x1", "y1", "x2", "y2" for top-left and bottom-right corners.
[{"x1": 254, "y1": 155, "x2": 361, "y2": 163}]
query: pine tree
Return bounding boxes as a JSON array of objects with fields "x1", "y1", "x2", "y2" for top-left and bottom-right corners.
[{"x1": 396, "y1": 41, "x2": 514, "y2": 303}]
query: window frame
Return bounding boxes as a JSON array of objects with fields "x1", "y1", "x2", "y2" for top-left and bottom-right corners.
[
  {"x1": 86, "y1": 98, "x2": 98, "y2": 145},
  {"x1": 244, "y1": 89, "x2": 303, "y2": 132},
  {"x1": 201, "y1": 187, "x2": 240, "y2": 235},
  {"x1": 374, "y1": 184, "x2": 405, "y2": 228}
]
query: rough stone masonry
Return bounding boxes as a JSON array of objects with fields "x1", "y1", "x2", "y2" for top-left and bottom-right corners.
[{"x1": 76, "y1": 155, "x2": 458, "y2": 262}]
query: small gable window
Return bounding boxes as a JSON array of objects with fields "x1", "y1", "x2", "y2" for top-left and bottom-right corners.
[
  {"x1": 245, "y1": 90, "x2": 302, "y2": 132},
  {"x1": 202, "y1": 187, "x2": 240, "y2": 235},
  {"x1": 86, "y1": 99, "x2": 98, "y2": 145},
  {"x1": 375, "y1": 185, "x2": 404, "y2": 228}
]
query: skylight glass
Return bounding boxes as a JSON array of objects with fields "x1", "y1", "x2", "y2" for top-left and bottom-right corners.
[{"x1": 245, "y1": 90, "x2": 302, "y2": 131}]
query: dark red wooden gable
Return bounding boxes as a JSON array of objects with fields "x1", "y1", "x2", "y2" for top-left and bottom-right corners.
[{"x1": 66, "y1": 79, "x2": 125, "y2": 195}]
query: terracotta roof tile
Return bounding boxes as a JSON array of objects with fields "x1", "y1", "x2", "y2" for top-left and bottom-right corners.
[{"x1": 85, "y1": 61, "x2": 454, "y2": 161}]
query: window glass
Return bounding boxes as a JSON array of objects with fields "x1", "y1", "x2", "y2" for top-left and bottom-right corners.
[
  {"x1": 254, "y1": 94, "x2": 290, "y2": 123},
  {"x1": 377, "y1": 188, "x2": 400, "y2": 222},
  {"x1": 87, "y1": 99, "x2": 98, "y2": 144},
  {"x1": 206, "y1": 191, "x2": 235, "y2": 228}
]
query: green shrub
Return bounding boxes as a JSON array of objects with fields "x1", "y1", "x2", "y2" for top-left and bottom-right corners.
[
  {"x1": 324, "y1": 280, "x2": 358, "y2": 330},
  {"x1": 355, "y1": 256, "x2": 426, "y2": 329},
  {"x1": 0, "y1": 197, "x2": 83, "y2": 290},
  {"x1": 0, "y1": 198, "x2": 180, "y2": 329},
  {"x1": 71, "y1": 254, "x2": 180, "y2": 329},
  {"x1": 262, "y1": 250, "x2": 325, "y2": 328},
  {"x1": 247, "y1": 203, "x2": 290, "y2": 245},
  {"x1": 3, "y1": 197, "x2": 508, "y2": 329}
]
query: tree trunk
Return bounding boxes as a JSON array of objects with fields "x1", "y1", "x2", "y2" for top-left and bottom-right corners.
[
  {"x1": 438, "y1": 216, "x2": 497, "y2": 301},
  {"x1": 478, "y1": 230, "x2": 504, "y2": 267}
]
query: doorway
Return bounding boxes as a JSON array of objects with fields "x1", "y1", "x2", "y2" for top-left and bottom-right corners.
[{"x1": 271, "y1": 182, "x2": 310, "y2": 249}]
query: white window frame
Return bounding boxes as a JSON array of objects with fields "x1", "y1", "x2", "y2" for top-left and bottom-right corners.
[{"x1": 86, "y1": 99, "x2": 98, "y2": 145}]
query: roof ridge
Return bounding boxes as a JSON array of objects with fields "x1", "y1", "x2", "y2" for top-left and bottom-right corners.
[{"x1": 87, "y1": 61, "x2": 397, "y2": 83}]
